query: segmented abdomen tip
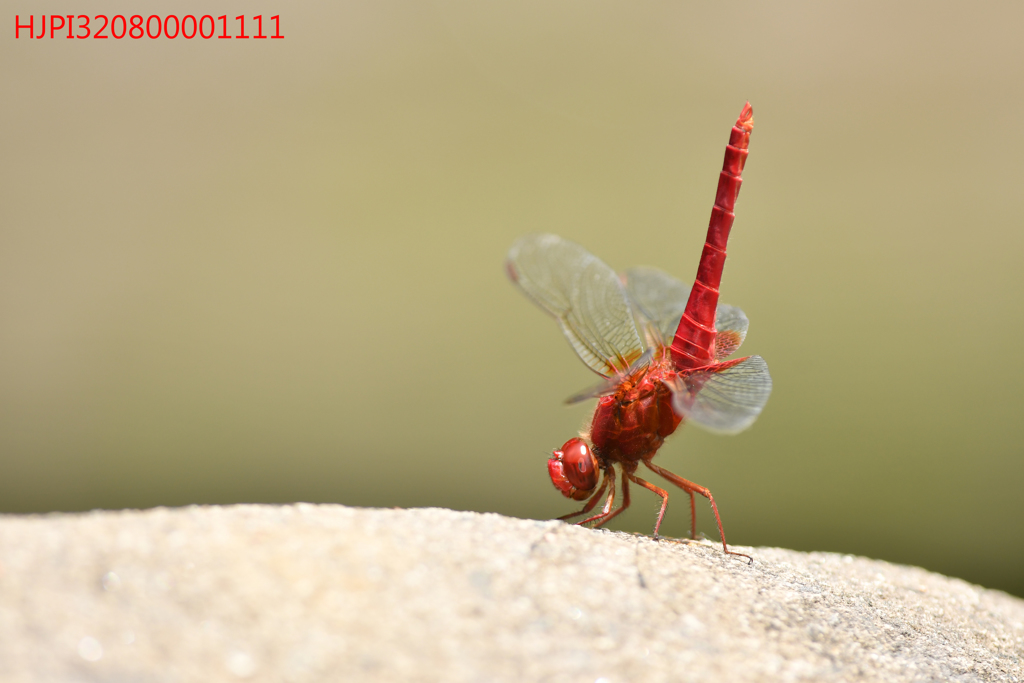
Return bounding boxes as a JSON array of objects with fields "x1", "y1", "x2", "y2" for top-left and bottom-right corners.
[{"x1": 737, "y1": 102, "x2": 754, "y2": 132}]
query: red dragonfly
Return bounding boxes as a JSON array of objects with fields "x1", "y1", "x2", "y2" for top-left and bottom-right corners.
[{"x1": 506, "y1": 103, "x2": 771, "y2": 561}]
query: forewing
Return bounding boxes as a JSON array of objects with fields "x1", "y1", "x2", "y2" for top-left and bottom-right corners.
[
  {"x1": 507, "y1": 234, "x2": 645, "y2": 376},
  {"x1": 622, "y1": 266, "x2": 749, "y2": 360},
  {"x1": 666, "y1": 355, "x2": 772, "y2": 434}
]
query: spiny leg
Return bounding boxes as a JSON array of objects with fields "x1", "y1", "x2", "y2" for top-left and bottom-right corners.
[
  {"x1": 643, "y1": 460, "x2": 752, "y2": 564},
  {"x1": 655, "y1": 481, "x2": 696, "y2": 540},
  {"x1": 578, "y1": 465, "x2": 620, "y2": 527},
  {"x1": 589, "y1": 468, "x2": 632, "y2": 529},
  {"x1": 557, "y1": 468, "x2": 611, "y2": 522},
  {"x1": 688, "y1": 490, "x2": 697, "y2": 540},
  {"x1": 625, "y1": 473, "x2": 669, "y2": 539}
]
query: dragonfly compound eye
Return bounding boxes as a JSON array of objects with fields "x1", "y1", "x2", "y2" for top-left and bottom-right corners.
[{"x1": 548, "y1": 438, "x2": 598, "y2": 500}]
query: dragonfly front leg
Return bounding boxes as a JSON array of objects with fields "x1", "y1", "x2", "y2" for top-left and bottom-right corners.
[
  {"x1": 557, "y1": 466, "x2": 612, "y2": 522},
  {"x1": 584, "y1": 468, "x2": 632, "y2": 529}
]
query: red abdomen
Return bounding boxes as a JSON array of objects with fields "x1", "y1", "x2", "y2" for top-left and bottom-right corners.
[
  {"x1": 589, "y1": 366, "x2": 682, "y2": 463},
  {"x1": 670, "y1": 103, "x2": 754, "y2": 370}
]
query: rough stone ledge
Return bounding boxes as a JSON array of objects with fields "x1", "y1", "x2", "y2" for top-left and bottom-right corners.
[{"x1": 0, "y1": 504, "x2": 1021, "y2": 682}]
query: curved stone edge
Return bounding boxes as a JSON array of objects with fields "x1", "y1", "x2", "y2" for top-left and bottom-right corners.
[{"x1": 0, "y1": 504, "x2": 1021, "y2": 683}]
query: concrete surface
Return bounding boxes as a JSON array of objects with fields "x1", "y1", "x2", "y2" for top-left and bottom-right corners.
[{"x1": 0, "y1": 504, "x2": 1021, "y2": 682}]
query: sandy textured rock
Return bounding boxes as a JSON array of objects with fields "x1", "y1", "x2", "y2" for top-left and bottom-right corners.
[{"x1": 0, "y1": 505, "x2": 1021, "y2": 682}]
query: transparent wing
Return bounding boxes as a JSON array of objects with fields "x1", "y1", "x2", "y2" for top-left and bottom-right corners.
[
  {"x1": 665, "y1": 355, "x2": 772, "y2": 435},
  {"x1": 712, "y1": 304, "x2": 749, "y2": 360},
  {"x1": 622, "y1": 266, "x2": 749, "y2": 360},
  {"x1": 621, "y1": 266, "x2": 690, "y2": 346},
  {"x1": 507, "y1": 234, "x2": 645, "y2": 377}
]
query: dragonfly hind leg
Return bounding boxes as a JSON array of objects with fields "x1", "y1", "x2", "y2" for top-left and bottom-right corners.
[{"x1": 643, "y1": 460, "x2": 752, "y2": 564}]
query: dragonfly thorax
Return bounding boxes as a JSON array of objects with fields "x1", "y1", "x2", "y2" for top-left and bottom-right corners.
[{"x1": 589, "y1": 361, "x2": 683, "y2": 464}]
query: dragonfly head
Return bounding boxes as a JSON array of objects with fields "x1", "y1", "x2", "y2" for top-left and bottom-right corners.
[{"x1": 548, "y1": 438, "x2": 599, "y2": 501}]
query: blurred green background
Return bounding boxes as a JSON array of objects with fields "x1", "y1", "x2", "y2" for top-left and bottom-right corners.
[{"x1": 2, "y1": 1, "x2": 1022, "y2": 597}]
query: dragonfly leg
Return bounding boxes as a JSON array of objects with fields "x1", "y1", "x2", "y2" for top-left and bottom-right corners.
[
  {"x1": 625, "y1": 473, "x2": 669, "y2": 540},
  {"x1": 576, "y1": 467, "x2": 617, "y2": 527},
  {"x1": 557, "y1": 468, "x2": 611, "y2": 522},
  {"x1": 687, "y1": 490, "x2": 697, "y2": 540},
  {"x1": 586, "y1": 469, "x2": 632, "y2": 529},
  {"x1": 643, "y1": 460, "x2": 752, "y2": 564}
]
